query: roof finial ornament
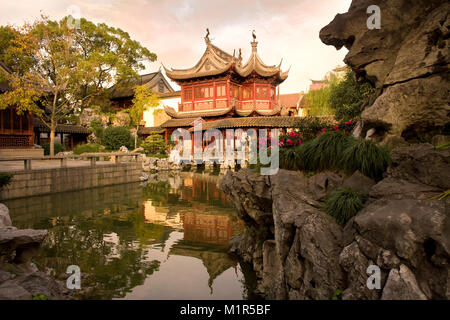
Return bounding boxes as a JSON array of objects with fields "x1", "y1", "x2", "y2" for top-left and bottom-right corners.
[
  {"x1": 205, "y1": 28, "x2": 210, "y2": 44},
  {"x1": 252, "y1": 30, "x2": 256, "y2": 41}
]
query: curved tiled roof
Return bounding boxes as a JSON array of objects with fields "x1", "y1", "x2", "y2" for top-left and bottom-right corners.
[
  {"x1": 160, "y1": 117, "x2": 202, "y2": 128},
  {"x1": 187, "y1": 116, "x2": 300, "y2": 132},
  {"x1": 164, "y1": 37, "x2": 288, "y2": 83},
  {"x1": 164, "y1": 105, "x2": 234, "y2": 119}
]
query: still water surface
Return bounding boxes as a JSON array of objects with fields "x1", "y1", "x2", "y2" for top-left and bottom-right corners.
[{"x1": 5, "y1": 171, "x2": 258, "y2": 299}]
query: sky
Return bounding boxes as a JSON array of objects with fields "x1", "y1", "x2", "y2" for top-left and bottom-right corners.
[{"x1": 0, "y1": 0, "x2": 351, "y2": 94}]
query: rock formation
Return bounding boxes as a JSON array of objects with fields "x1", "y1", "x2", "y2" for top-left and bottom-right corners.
[
  {"x1": 0, "y1": 204, "x2": 70, "y2": 300},
  {"x1": 319, "y1": 0, "x2": 449, "y2": 145},
  {"x1": 220, "y1": 144, "x2": 449, "y2": 300}
]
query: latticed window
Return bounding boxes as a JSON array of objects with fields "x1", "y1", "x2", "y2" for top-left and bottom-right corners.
[
  {"x1": 184, "y1": 87, "x2": 193, "y2": 100},
  {"x1": 231, "y1": 85, "x2": 239, "y2": 99},
  {"x1": 242, "y1": 86, "x2": 253, "y2": 99},
  {"x1": 256, "y1": 86, "x2": 269, "y2": 99},
  {"x1": 216, "y1": 84, "x2": 226, "y2": 97},
  {"x1": 194, "y1": 86, "x2": 213, "y2": 99}
]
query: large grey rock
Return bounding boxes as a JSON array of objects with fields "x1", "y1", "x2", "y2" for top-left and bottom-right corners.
[
  {"x1": 381, "y1": 265, "x2": 428, "y2": 300},
  {"x1": 0, "y1": 203, "x2": 11, "y2": 228},
  {"x1": 112, "y1": 112, "x2": 131, "y2": 127},
  {"x1": 79, "y1": 108, "x2": 109, "y2": 127},
  {"x1": 320, "y1": 0, "x2": 450, "y2": 143},
  {"x1": 370, "y1": 177, "x2": 442, "y2": 200},
  {"x1": 386, "y1": 144, "x2": 450, "y2": 189},
  {"x1": 0, "y1": 281, "x2": 31, "y2": 300},
  {"x1": 0, "y1": 228, "x2": 48, "y2": 263},
  {"x1": 343, "y1": 171, "x2": 375, "y2": 195}
]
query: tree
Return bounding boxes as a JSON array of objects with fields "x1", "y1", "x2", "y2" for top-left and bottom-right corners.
[
  {"x1": 328, "y1": 71, "x2": 375, "y2": 122},
  {"x1": 142, "y1": 131, "x2": 166, "y2": 155},
  {"x1": 0, "y1": 16, "x2": 156, "y2": 155},
  {"x1": 129, "y1": 85, "x2": 160, "y2": 149},
  {"x1": 303, "y1": 83, "x2": 334, "y2": 116}
]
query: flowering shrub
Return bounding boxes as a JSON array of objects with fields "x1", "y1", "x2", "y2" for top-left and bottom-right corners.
[{"x1": 278, "y1": 119, "x2": 355, "y2": 150}]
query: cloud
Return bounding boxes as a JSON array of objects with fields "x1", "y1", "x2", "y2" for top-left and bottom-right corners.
[{"x1": 0, "y1": 0, "x2": 351, "y2": 93}]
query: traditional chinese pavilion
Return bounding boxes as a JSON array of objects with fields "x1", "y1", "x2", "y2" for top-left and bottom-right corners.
[{"x1": 161, "y1": 31, "x2": 299, "y2": 142}]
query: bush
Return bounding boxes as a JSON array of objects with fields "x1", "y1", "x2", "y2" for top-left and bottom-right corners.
[
  {"x1": 279, "y1": 146, "x2": 303, "y2": 171},
  {"x1": 341, "y1": 139, "x2": 391, "y2": 180},
  {"x1": 323, "y1": 188, "x2": 368, "y2": 225},
  {"x1": 329, "y1": 70, "x2": 375, "y2": 122},
  {"x1": 103, "y1": 126, "x2": 133, "y2": 150},
  {"x1": 300, "y1": 131, "x2": 355, "y2": 172},
  {"x1": 0, "y1": 173, "x2": 13, "y2": 189},
  {"x1": 142, "y1": 132, "x2": 167, "y2": 155},
  {"x1": 89, "y1": 120, "x2": 105, "y2": 144},
  {"x1": 73, "y1": 143, "x2": 102, "y2": 155},
  {"x1": 42, "y1": 142, "x2": 66, "y2": 156}
]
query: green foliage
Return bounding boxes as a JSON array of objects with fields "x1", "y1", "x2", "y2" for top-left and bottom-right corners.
[
  {"x1": 103, "y1": 126, "x2": 133, "y2": 150},
  {"x1": 435, "y1": 141, "x2": 450, "y2": 150},
  {"x1": 0, "y1": 172, "x2": 13, "y2": 188},
  {"x1": 324, "y1": 188, "x2": 368, "y2": 225},
  {"x1": 332, "y1": 289, "x2": 343, "y2": 300},
  {"x1": 42, "y1": 142, "x2": 66, "y2": 156},
  {"x1": 142, "y1": 132, "x2": 166, "y2": 155},
  {"x1": 73, "y1": 143, "x2": 102, "y2": 155},
  {"x1": 31, "y1": 293, "x2": 51, "y2": 300},
  {"x1": 429, "y1": 190, "x2": 450, "y2": 202},
  {"x1": 304, "y1": 83, "x2": 334, "y2": 116},
  {"x1": 300, "y1": 131, "x2": 355, "y2": 172},
  {"x1": 89, "y1": 120, "x2": 105, "y2": 144},
  {"x1": 341, "y1": 140, "x2": 391, "y2": 180},
  {"x1": 329, "y1": 71, "x2": 375, "y2": 122},
  {"x1": 279, "y1": 146, "x2": 303, "y2": 171},
  {"x1": 291, "y1": 116, "x2": 336, "y2": 141}
]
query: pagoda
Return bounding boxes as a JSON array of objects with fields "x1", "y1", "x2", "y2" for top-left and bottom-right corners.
[
  {"x1": 159, "y1": 30, "x2": 302, "y2": 159},
  {"x1": 164, "y1": 31, "x2": 297, "y2": 128}
]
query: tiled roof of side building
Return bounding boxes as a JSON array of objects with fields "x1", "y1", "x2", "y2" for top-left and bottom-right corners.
[
  {"x1": 160, "y1": 117, "x2": 202, "y2": 128},
  {"x1": 33, "y1": 118, "x2": 90, "y2": 134},
  {"x1": 279, "y1": 93, "x2": 301, "y2": 108},
  {"x1": 138, "y1": 126, "x2": 164, "y2": 134}
]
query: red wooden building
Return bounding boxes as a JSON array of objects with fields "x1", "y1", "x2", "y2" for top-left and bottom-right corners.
[{"x1": 160, "y1": 32, "x2": 299, "y2": 142}]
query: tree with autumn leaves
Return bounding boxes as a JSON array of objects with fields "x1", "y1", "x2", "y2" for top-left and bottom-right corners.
[{"x1": 0, "y1": 16, "x2": 156, "y2": 155}]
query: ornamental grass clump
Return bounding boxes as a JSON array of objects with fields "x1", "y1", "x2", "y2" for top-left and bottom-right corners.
[
  {"x1": 300, "y1": 131, "x2": 355, "y2": 172},
  {"x1": 323, "y1": 188, "x2": 368, "y2": 225},
  {"x1": 279, "y1": 145, "x2": 304, "y2": 171},
  {"x1": 341, "y1": 139, "x2": 391, "y2": 180}
]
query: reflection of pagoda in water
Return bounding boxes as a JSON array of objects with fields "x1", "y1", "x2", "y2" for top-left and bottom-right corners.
[{"x1": 182, "y1": 212, "x2": 232, "y2": 246}]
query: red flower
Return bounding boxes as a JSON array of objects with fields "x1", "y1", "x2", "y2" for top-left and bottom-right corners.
[
  {"x1": 334, "y1": 125, "x2": 339, "y2": 130},
  {"x1": 298, "y1": 139, "x2": 302, "y2": 145},
  {"x1": 280, "y1": 138, "x2": 285, "y2": 143},
  {"x1": 345, "y1": 120, "x2": 353, "y2": 125},
  {"x1": 286, "y1": 139, "x2": 293, "y2": 146},
  {"x1": 322, "y1": 128, "x2": 326, "y2": 132},
  {"x1": 289, "y1": 131, "x2": 296, "y2": 137},
  {"x1": 279, "y1": 141, "x2": 284, "y2": 147}
]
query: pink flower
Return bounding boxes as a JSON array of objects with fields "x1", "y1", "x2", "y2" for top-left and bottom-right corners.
[
  {"x1": 286, "y1": 139, "x2": 293, "y2": 146},
  {"x1": 280, "y1": 138, "x2": 285, "y2": 143},
  {"x1": 334, "y1": 125, "x2": 339, "y2": 131},
  {"x1": 345, "y1": 120, "x2": 353, "y2": 125},
  {"x1": 298, "y1": 139, "x2": 302, "y2": 145},
  {"x1": 279, "y1": 141, "x2": 284, "y2": 147},
  {"x1": 289, "y1": 131, "x2": 296, "y2": 137}
]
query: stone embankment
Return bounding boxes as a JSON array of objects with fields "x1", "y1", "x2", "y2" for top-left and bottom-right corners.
[
  {"x1": 0, "y1": 203, "x2": 70, "y2": 300},
  {"x1": 220, "y1": 144, "x2": 449, "y2": 300}
]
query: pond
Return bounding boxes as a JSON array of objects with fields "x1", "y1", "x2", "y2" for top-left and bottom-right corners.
[{"x1": 4, "y1": 171, "x2": 259, "y2": 300}]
